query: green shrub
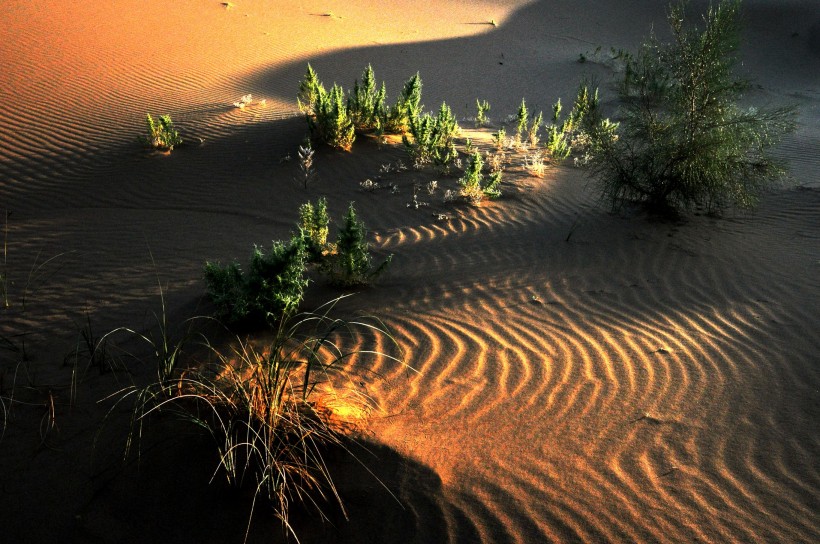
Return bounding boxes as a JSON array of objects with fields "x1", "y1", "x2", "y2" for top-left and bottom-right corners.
[
  {"x1": 459, "y1": 151, "x2": 502, "y2": 204},
  {"x1": 475, "y1": 99, "x2": 491, "y2": 127},
  {"x1": 348, "y1": 64, "x2": 387, "y2": 131},
  {"x1": 297, "y1": 63, "x2": 323, "y2": 114},
  {"x1": 204, "y1": 234, "x2": 308, "y2": 326},
  {"x1": 579, "y1": 0, "x2": 796, "y2": 213},
  {"x1": 313, "y1": 84, "x2": 356, "y2": 151},
  {"x1": 299, "y1": 197, "x2": 331, "y2": 262},
  {"x1": 324, "y1": 203, "x2": 391, "y2": 286},
  {"x1": 384, "y1": 72, "x2": 422, "y2": 133},
  {"x1": 402, "y1": 102, "x2": 460, "y2": 170},
  {"x1": 140, "y1": 113, "x2": 182, "y2": 151}
]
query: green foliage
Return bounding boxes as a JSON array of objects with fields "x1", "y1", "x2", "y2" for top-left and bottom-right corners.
[
  {"x1": 299, "y1": 197, "x2": 331, "y2": 262},
  {"x1": 459, "y1": 151, "x2": 502, "y2": 204},
  {"x1": 385, "y1": 73, "x2": 423, "y2": 133},
  {"x1": 527, "y1": 110, "x2": 543, "y2": 147},
  {"x1": 140, "y1": 113, "x2": 182, "y2": 151},
  {"x1": 515, "y1": 99, "x2": 529, "y2": 139},
  {"x1": 348, "y1": 64, "x2": 387, "y2": 131},
  {"x1": 476, "y1": 99, "x2": 491, "y2": 127},
  {"x1": 204, "y1": 234, "x2": 308, "y2": 326},
  {"x1": 402, "y1": 102, "x2": 460, "y2": 170},
  {"x1": 493, "y1": 127, "x2": 507, "y2": 150},
  {"x1": 297, "y1": 63, "x2": 323, "y2": 114},
  {"x1": 580, "y1": 0, "x2": 796, "y2": 213},
  {"x1": 325, "y1": 203, "x2": 391, "y2": 287},
  {"x1": 312, "y1": 84, "x2": 356, "y2": 151}
]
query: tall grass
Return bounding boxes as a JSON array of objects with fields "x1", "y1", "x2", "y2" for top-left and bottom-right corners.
[{"x1": 102, "y1": 296, "x2": 407, "y2": 541}]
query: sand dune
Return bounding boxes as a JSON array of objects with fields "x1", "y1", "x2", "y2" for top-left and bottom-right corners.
[{"x1": 1, "y1": 0, "x2": 818, "y2": 542}]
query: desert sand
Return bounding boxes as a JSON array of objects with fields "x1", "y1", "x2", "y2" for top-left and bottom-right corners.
[{"x1": 1, "y1": 0, "x2": 818, "y2": 542}]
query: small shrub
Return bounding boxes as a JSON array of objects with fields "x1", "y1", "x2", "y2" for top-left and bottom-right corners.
[
  {"x1": 579, "y1": 0, "x2": 796, "y2": 213},
  {"x1": 348, "y1": 64, "x2": 387, "y2": 132},
  {"x1": 204, "y1": 234, "x2": 308, "y2": 326},
  {"x1": 297, "y1": 64, "x2": 323, "y2": 114},
  {"x1": 140, "y1": 113, "x2": 182, "y2": 151},
  {"x1": 324, "y1": 203, "x2": 391, "y2": 287},
  {"x1": 384, "y1": 73, "x2": 422, "y2": 133},
  {"x1": 299, "y1": 197, "x2": 331, "y2": 261},
  {"x1": 312, "y1": 84, "x2": 356, "y2": 151},
  {"x1": 492, "y1": 127, "x2": 507, "y2": 150},
  {"x1": 459, "y1": 151, "x2": 502, "y2": 204},
  {"x1": 475, "y1": 99, "x2": 491, "y2": 127},
  {"x1": 402, "y1": 102, "x2": 460, "y2": 171}
]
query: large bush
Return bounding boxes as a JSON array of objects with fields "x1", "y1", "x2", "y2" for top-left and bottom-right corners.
[{"x1": 580, "y1": 0, "x2": 796, "y2": 214}]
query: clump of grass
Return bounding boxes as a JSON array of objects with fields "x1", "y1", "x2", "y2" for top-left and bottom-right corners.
[
  {"x1": 105, "y1": 297, "x2": 407, "y2": 542},
  {"x1": 139, "y1": 113, "x2": 183, "y2": 151}
]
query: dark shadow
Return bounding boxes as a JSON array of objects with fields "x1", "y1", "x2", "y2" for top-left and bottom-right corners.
[{"x1": 50, "y1": 416, "x2": 489, "y2": 544}]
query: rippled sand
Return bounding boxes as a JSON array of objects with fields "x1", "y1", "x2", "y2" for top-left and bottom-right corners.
[{"x1": 1, "y1": 1, "x2": 818, "y2": 542}]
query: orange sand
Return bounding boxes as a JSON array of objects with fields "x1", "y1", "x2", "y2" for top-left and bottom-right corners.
[{"x1": 1, "y1": 1, "x2": 818, "y2": 542}]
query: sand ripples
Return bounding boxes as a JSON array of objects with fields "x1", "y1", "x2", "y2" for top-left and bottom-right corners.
[{"x1": 352, "y1": 181, "x2": 820, "y2": 542}]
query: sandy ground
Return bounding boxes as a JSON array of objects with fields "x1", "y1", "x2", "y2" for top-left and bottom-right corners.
[{"x1": 1, "y1": 1, "x2": 818, "y2": 542}]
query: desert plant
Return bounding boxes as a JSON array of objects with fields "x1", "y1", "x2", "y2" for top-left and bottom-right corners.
[
  {"x1": 524, "y1": 151, "x2": 548, "y2": 177},
  {"x1": 515, "y1": 99, "x2": 529, "y2": 144},
  {"x1": 312, "y1": 84, "x2": 356, "y2": 151},
  {"x1": 580, "y1": 0, "x2": 796, "y2": 213},
  {"x1": 384, "y1": 73, "x2": 422, "y2": 133},
  {"x1": 298, "y1": 197, "x2": 331, "y2": 262},
  {"x1": 348, "y1": 64, "x2": 387, "y2": 131},
  {"x1": 402, "y1": 102, "x2": 460, "y2": 170},
  {"x1": 295, "y1": 140, "x2": 317, "y2": 189},
  {"x1": 493, "y1": 127, "x2": 507, "y2": 150},
  {"x1": 204, "y1": 234, "x2": 309, "y2": 326},
  {"x1": 104, "y1": 296, "x2": 407, "y2": 542},
  {"x1": 140, "y1": 113, "x2": 183, "y2": 151},
  {"x1": 459, "y1": 151, "x2": 502, "y2": 204},
  {"x1": 324, "y1": 203, "x2": 391, "y2": 287},
  {"x1": 475, "y1": 99, "x2": 491, "y2": 127},
  {"x1": 297, "y1": 64, "x2": 324, "y2": 114}
]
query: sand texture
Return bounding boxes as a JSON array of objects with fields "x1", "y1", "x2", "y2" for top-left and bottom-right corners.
[{"x1": 1, "y1": 1, "x2": 818, "y2": 542}]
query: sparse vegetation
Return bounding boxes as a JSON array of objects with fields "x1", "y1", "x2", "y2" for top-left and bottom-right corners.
[
  {"x1": 578, "y1": 0, "x2": 796, "y2": 213},
  {"x1": 140, "y1": 113, "x2": 183, "y2": 151},
  {"x1": 295, "y1": 140, "x2": 317, "y2": 189}
]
